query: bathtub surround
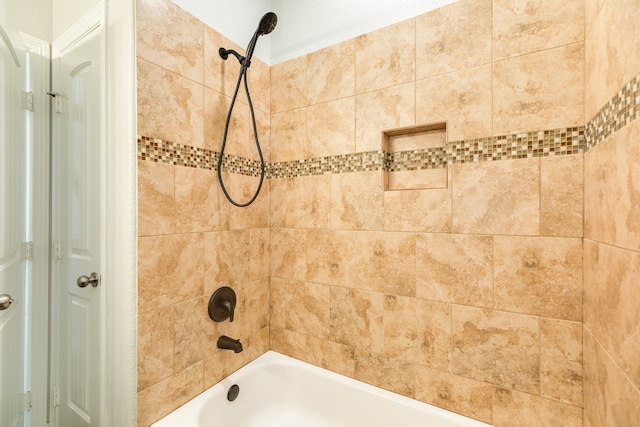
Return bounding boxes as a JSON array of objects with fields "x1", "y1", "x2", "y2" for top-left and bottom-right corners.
[
  {"x1": 136, "y1": 0, "x2": 640, "y2": 426},
  {"x1": 136, "y1": 0, "x2": 271, "y2": 425}
]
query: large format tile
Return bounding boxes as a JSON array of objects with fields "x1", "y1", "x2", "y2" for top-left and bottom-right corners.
[
  {"x1": 204, "y1": 230, "x2": 250, "y2": 293},
  {"x1": 540, "y1": 319, "x2": 583, "y2": 406},
  {"x1": 137, "y1": 362, "x2": 204, "y2": 427},
  {"x1": 452, "y1": 158, "x2": 540, "y2": 235},
  {"x1": 416, "y1": 234, "x2": 493, "y2": 307},
  {"x1": 416, "y1": 64, "x2": 492, "y2": 142},
  {"x1": 583, "y1": 329, "x2": 640, "y2": 427},
  {"x1": 173, "y1": 296, "x2": 223, "y2": 372},
  {"x1": 285, "y1": 281, "x2": 331, "y2": 339},
  {"x1": 270, "y1": 108, "x2": 307, "y2": 162},
  {"x1": 585, "y1": 0, "x2": 640, "y2": 119},
  {"x1": 585, "y1": 120, "x2": 640, "y2": 252},
  {"x1": 415, "y1": 0, "x2": 492, "y2": 79},
  {"x1": 271, "y1": 56, "x2": 307, "y2": 113},
  {"x1": 306, "y1": 230, "x2": 357, "y2": 287},
  {"x1": 493, "y1": 0, "x2": 584, "y2": 60},
  {"x1": 330, "y1": 287, "x2": 384, "y2": 353},
  {"x1": 583, "y1": 240, "x2": 640, "y2": 389},
  {"x1": 137, "y1": 58, "x2": 204, "y2": 148},
  {"x1": 355, "y1": 83, "x2": 415, "y2": 152},
  {"x1": 284, "y1": 175, "x2": 331, "y2": 229},
  {"x1": 493, "y1": 388, "x2": 582, "y2": 427},
  {"x1": 451, "y1": 306, "x2": 539, "y2": 393},
  {"x1": 493, "y1": 44, "x2": 584, "y2": 135},
  {"x1": 307, "y1": 39, "x2": 355, "y2": 105},
  {"x1": 137, "y1": 307, "x2": 174, "y2": 391},
  {"x1": 494, "y1": 236, "x2": 583, "y2": 321},
  {"x1": 138, "y1": 233, "x2": 204, "y2": 314},
  {"x1": 175, "y1": 167, "x2": 228, "y2": 233},
  {"x1": 137, "y1": 160, "x2": 175, "y2": 237},
  {"x1": 307, "y1": 97, "x2": 355, "y2": 158},
  {"x1": 541, "y1": 155, "x2": 584, "y2": 237},
  {"x1": 355, "y1": 19, "x2": 415, "y2": 94},
  {"x1": 330, "y1": 171, "x2": 384, "y2": 231},
  {"x1": 270, "y1": 228, "x2": 307, "y2": 280},
  {"x1": 354, "y1": 350, "x2": 415, "y2": 398},
  {"x1": 136, "y1": 0, "x2": 204, "y2": 83},
  {"x1": 383, "y1": 295, "x2": 451, "y2": 369},
  {"x1": 230, "y1": 278, "x2": 270, "y2": 339},
  {"x1": 383, "y1": 187, "x2": 452, "y2": 233},
  {"x1": 271, "y1": 327, "x2": 355, "y2": 378},
  {"x1": 415, "y1": 367, "x2": 493, "y2": 424},
  {"x1": 355, "y1": 231, "x2": 416, "y2": 296}
]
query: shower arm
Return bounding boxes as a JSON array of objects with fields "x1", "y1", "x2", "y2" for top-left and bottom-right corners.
[{"x1": 218, "y1": 47, "x2": 252, "y2": 69}]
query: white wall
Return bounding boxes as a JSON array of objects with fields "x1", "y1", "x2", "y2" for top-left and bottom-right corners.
[
  {"x1": 171, "y1": 0, "x2": 457, "y2": 65},
  {"x1": 53, "y1": 0, "x2": 101, "y2": 38},
  {"x1": 2, "y1": 0, "x2": 53, "y2": 42}
]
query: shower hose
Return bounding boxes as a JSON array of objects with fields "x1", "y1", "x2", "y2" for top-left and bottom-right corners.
[{"x1": 217, "y1": 66, "x2": 265, "y2": 207}]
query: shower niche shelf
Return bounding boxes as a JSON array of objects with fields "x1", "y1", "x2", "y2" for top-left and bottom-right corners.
[{"x1": 382, "y1": 122, "x2": 448, "y2": 191}]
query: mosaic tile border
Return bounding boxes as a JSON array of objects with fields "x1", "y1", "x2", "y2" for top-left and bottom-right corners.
[
  {"x1": 137, "y1": 136, "x2": 263, "y2": 175},
  {"x1": 586, "y1": 72, "x2": 640, "y2": 150},
  {"x1": 138, "y1": 126, "x2": 586, "y2": 178}
]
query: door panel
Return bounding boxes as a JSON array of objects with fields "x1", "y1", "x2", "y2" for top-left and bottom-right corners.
[
  {"x1": 52, "y1": 13, "x2": 102, "y2": 427},
  {"x1": 0, "y1": 24, "x2": 27, "y2": 427}
]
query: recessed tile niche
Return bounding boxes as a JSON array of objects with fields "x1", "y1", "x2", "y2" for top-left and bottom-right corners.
[{"x1": 382, "y1": 122, "x2": 447, "y2": 191}]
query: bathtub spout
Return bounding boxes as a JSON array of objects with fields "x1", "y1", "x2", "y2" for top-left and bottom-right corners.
[{"x1": 217, "y1": 335, "x2": 243, "y2": 353}]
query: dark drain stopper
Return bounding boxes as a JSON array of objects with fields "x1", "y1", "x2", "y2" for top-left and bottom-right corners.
[{"x1": 227, "y1": 384, "x2": 240, "y2": 402}]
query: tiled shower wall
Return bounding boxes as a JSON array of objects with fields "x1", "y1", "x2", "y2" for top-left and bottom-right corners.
[
  {"x1": 269, "y1": 0, "x2": 584, "y2": 425},
  {"x1": 135, "y1": 0, "x2": 639, "y2": 426},
  {"x1": 135, "y1": 0, "x2": 271, "y2": 425},
  {"x1": 583, "y1": 0, "x2": 640, "y2": 425}
]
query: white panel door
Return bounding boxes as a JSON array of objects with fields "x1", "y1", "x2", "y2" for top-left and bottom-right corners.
[
  {"x1": 0, "y1": 24, "x2": 27, "y2": 427},
  {"x1": 52, "y1": 11, "x2": 103, "y2": 427}
]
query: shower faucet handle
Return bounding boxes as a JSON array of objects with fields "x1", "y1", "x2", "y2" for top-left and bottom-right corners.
[{"x1": 208, "y1": 287, "x2": 237, "y2": 322}]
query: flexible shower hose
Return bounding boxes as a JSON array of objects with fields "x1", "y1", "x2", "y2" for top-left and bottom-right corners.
[{"x1": 217, "y1": 66, "x2": 265, "y2": 207}]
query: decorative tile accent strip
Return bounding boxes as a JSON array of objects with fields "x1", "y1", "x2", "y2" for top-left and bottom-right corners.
[
  {"x1": 137, "y1": 136, "x2": 264, "y2": 176},
  {"x1": 586, "y1": 72, "x2": 640, "y2": 150},
  {"x1": 138, "y1": 126, "x2": 586, "y2": 178},
  {"x1": 266, "y1": 151, "x2": 385, "y2": 179},
  {"x1": 385, "y1": 147, "x2": 447, "y2": 171},
  {"x1": 446, "y1": 127, "x2": 586, "y2": 164}
]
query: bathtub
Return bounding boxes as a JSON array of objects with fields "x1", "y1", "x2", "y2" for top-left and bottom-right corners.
[{"x1": 152, "y1": 351, "x2": 491, "y2": 427}]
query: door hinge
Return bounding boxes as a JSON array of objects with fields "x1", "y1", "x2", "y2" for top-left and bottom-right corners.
[
  {"x1": 20, "y1": 391, "x2": 32, "y2": 412},
  {"x1": 22, "y1": 91, "x2": 34, "y2": 111},
  {"x1": 53, "y1": 387, "x2": 60, "y2": 407},
  {"x1": 21, "y1": 241, "x2": 34, "y2": 260},
  {"x1": 54, "y1": 240, "x2": 62, "y2": 260},
  {"x1": 47, "y1": 92, "x2": 62, "y2": 114}
]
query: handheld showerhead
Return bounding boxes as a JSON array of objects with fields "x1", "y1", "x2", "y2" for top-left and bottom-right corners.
[
  {"x1": 219, "y1": 12, "x2": 278, "y2": 69},
  {"x1": 257, "y1": 12, "x2": 277, "y2": 36},
  {"x1": 244, "y1": 12, "x2": 278, "y2": 66}
]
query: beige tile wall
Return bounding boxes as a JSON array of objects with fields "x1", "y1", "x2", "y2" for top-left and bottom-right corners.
[
  {"x1": 135, "y1": 0, "x2": 640, "y2": 425},
  {"x1": 136, "y1": 0, "x2": 271, "y2": 425},
  {"x1": 583, "y1": 0, "x2": 640, "y2": 425},
  {"x1": 269, "y1": 0, "x2": 585, "y2": 425}
]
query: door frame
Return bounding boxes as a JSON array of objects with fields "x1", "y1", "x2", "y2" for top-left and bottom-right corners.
[
  {"x1": 22, "y1": 31, "x2": 52, "y2": 427},
  {"x1": 103, "y1": 0, "x2": 136, "y2": 425}
]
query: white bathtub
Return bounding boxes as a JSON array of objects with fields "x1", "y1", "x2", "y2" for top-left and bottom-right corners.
[{"x1": 152, "y1": 351, "x2": 491, "y2": 427}]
